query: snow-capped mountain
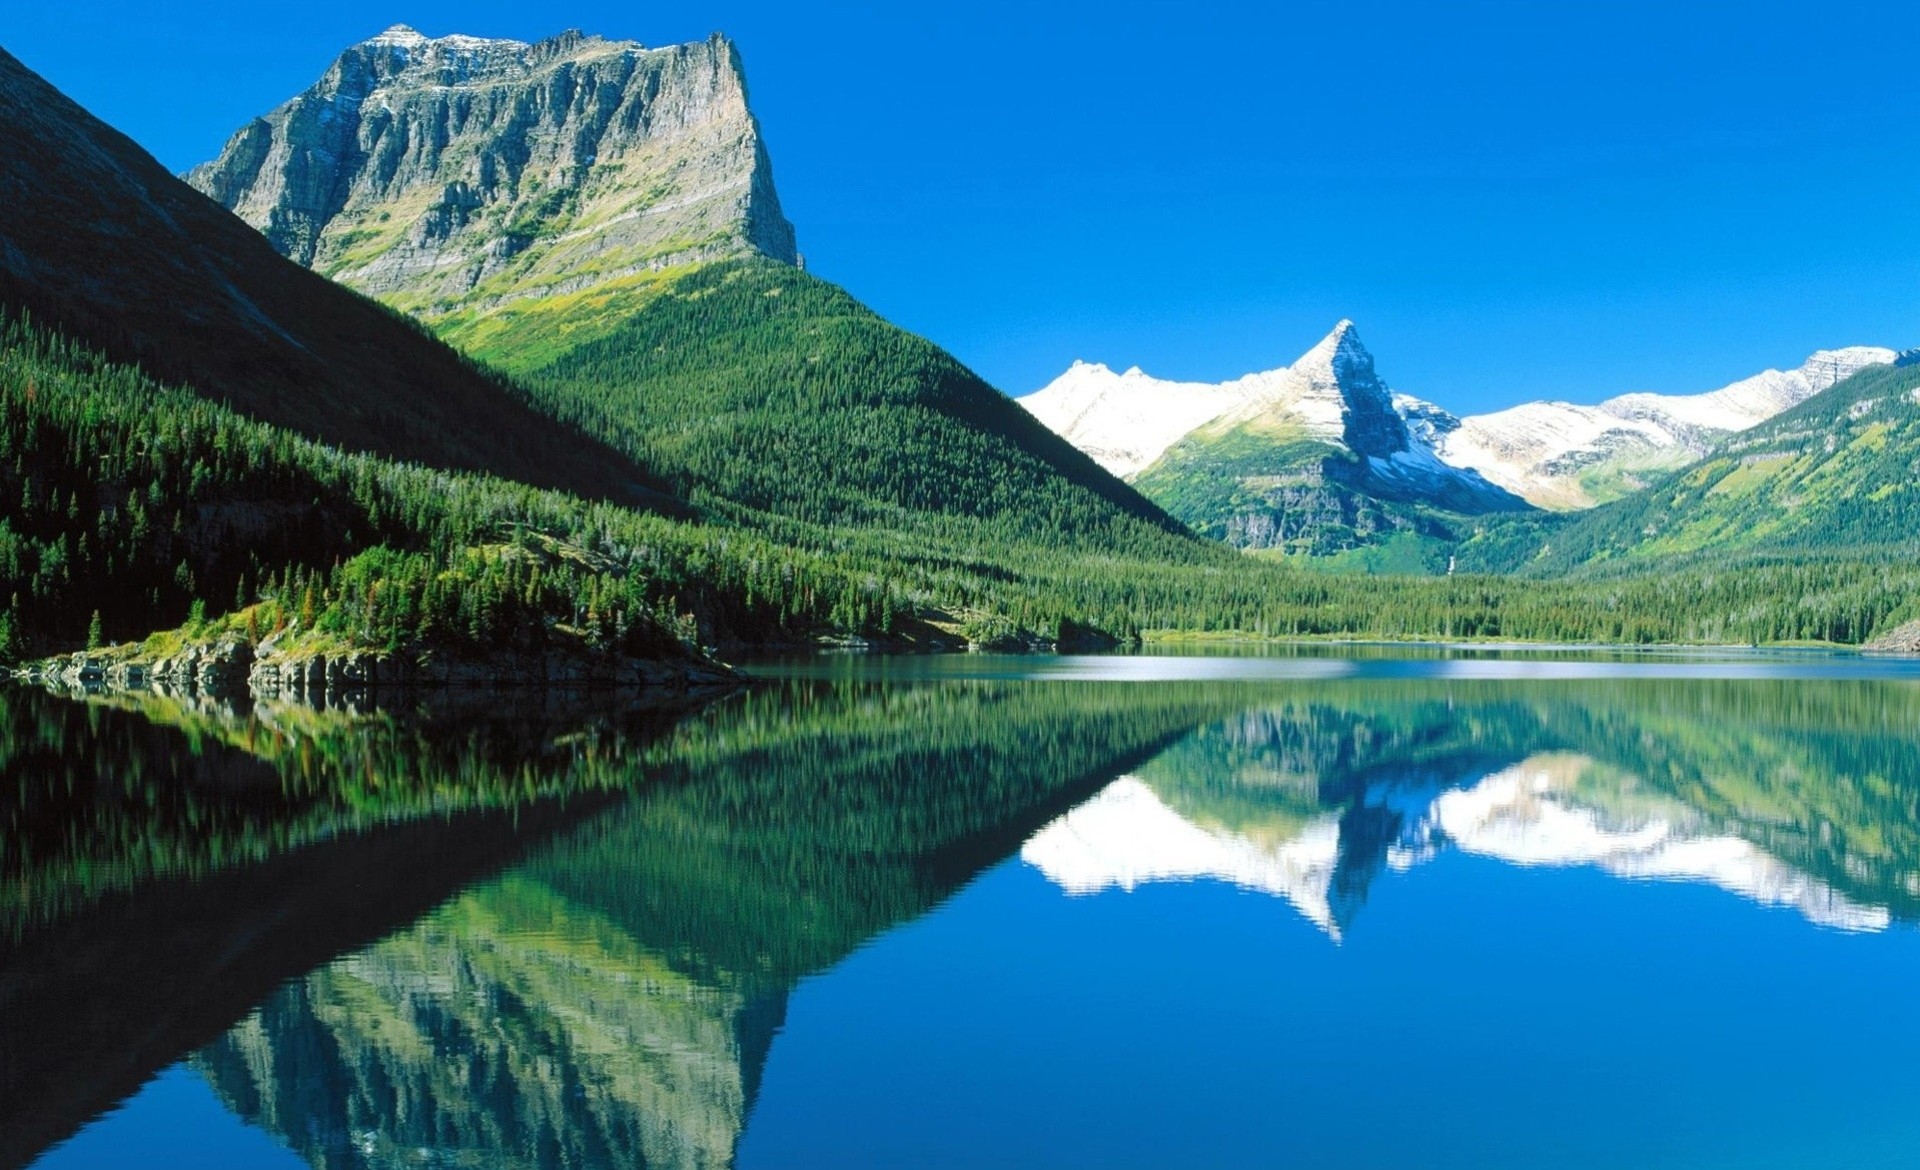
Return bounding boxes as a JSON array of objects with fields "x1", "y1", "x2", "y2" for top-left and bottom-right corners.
[
  {"x1": 1018, "y1": 361, "x2": 1277, "y2": 480},
  {"x1": 1023, "y1": 322, "x2": 1528, "y2": 552},
  {"x1": 1428, "y1": 347, "x2": 1897, "y2": 509},
  {"x1": 1022, "y1": 320, "x2": 1420, "y2": 479},
  {"x1": 1024, "y1": 334, "x2": 1894, "y2": 515}
]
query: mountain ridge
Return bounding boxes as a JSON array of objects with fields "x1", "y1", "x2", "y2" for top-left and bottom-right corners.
[
  {"x1": 1026, "y1": 333, "x2": 1895, "y2": 514},
  {"x1": 189, "y1": 28, "x2": 1188, "y2": 543}
]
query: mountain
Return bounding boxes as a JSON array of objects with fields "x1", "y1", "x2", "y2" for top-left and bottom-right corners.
[
  {"x1": 1026, "y1": 335, "x2": 1895, "y2": 522},
  {"x1": 186, "y1": 26, "x2": 796, "y2": 329},
  {"x1": 1428, "y1": 346, "x2": 1897, "y2": 509},
  {"x1": 189, "y1": 27, "x2": 1181, "y2": 542},
  {"x1": 1520, "y1": 359, "x2": 1920, "y2": 573},
  {"x1": 1025, "y1": 321, "x2": 1529, "y2": 557},
  {"x1": 0, "y1": 45, "x2": 654, "y2": 503}
]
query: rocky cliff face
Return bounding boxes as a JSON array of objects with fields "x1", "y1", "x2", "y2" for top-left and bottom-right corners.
[{"x1": 187, "y1": 26, "x2": 796, "y2": 317}]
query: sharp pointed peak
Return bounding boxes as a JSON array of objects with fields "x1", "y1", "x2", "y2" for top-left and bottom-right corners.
[
  {"x1": 1292, "y1": 317, "x2": 1374, "y2": 378},
  {"x1": 1314, "y1": 318, "x2": 1364, "y2": 351},
  {"x1": 366, "y1": 24, "x2": 427, "y2": 44}
]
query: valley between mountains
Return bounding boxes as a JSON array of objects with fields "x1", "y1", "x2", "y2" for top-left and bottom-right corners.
[{"x1": 3, "y1": 23, "x2": 1920, "y2": 687}]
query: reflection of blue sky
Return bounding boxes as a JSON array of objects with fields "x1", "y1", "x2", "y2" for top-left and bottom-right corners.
[
  {"x1": 31, "y1": 1067, "x2": 304, "y2": 1170},
  {"x1": 747, "y1": 847, "x2": 1920, "y2": 1170}
]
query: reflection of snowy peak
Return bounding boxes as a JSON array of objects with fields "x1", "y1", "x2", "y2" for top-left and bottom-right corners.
[
  {"x1": 1423, "y1": 759, "x2": 1889, "y2": 932},
  {"x1": 1021, "y1": 777, "x2": 1355, "y2": 938},
  {"x1": 1025, "y1": 756, "x2": 1889, "y2": 938}
]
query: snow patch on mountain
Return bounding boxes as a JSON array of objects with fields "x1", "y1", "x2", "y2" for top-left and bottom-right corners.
[
  {"x1": 1015, "y1": 361, "x2": 1268, "y2": 479},
  {"x1": 1020, "y1": 323, "x2": 1403, "y2": 479}
]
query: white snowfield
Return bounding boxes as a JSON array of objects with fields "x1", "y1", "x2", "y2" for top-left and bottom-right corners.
[
  {"x1": 1021, "y1": 761, "x2": 1888, "y2": 938},
  {"x1": 1020, "y1": 360, "x2": 1269, "y2": 479},
  {"x1": 1023, "y1": 329, "x2": 1894, "y2": 509}
]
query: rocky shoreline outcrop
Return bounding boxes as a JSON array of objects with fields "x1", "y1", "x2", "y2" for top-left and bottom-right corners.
[
  {"x1": 17, "y1": 635, "x2": 737, "y2": 701},
  {"x1": 1864, "y1": 619, "x2": 1920, "y2": 654}
]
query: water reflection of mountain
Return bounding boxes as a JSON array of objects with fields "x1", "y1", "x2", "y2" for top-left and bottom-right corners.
[
  {"x1": 1024, "y1": 681, "x2": 1920, "y2": 936},
  {"x1": 190, "y1": 681, "x2": 1245, "y2": 1170},
  {"x1": 14, "y1": 675, "x2": 1919, "y2": 1170},
  {"x1": 0, "y1": 687, "x2": 707, "y2": 1170}
]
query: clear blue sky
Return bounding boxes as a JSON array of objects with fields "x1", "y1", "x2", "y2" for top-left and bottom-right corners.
[{"x1": 9, "y1": 1, "x2": 1920, "y2": 412}]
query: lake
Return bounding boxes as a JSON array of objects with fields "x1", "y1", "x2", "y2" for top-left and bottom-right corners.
[{"x1": 7, "y1": 649, "x2": 1920, "y2": 1169}]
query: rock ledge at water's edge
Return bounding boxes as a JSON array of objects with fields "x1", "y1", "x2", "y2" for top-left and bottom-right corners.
[
  {"x1": 16, "y1": 633, "x2": 737, "y2": 699},
  {"x1": 1864, "y1": 619, "x2": 1920, "y2": 654}
]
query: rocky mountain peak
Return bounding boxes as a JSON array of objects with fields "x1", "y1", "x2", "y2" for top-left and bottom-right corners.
[
  {"x1": 1800, "y1": 347, "x2": 1896, "y2": 394},
  {"x1": 1284, "y1": 320, "x2": 1404, "y2": 458},
  {"x1": 187, "y1": 27, "x2": 796, "y2": 316},
  {"x1": 1295, "y1": 318, "x2": 1368, "y2": 374}
]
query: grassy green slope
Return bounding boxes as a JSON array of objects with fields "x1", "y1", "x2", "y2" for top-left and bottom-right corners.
[{"x1": 1520, "y1": 362, "x2": 1920, "y2": 574}]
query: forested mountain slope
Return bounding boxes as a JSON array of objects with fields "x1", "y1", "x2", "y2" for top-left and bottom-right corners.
[
  {"x1": 0, "y1": 47, "x2": 655, "y2": 504},
  {"x1": 505, "y1": 260, "x2": 1184, "y2": 537},
  {"x1": 1517, "y1": 360, "x2": 1920, "y2": 573}
]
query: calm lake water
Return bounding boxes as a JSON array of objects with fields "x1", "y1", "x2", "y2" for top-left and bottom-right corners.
[{"x1": 7, "y1": 649, "x2": 1920, "y2": 1169}]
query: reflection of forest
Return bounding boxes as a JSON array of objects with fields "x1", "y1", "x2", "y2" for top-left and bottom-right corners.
[
  {"x1": 6, "y1": 675, "x2": 1918, "y2": 1170},
  {"x1": 0, "y1": 687, "x2": 706, "y2": 1170},
  {"x1": 2, "y1": 680, "x2": 1241, "y2": 1169},
  {"x1": 1025, "y1": 680, "x2": 1920, "y2": 936},
  {"x1": 193, "y1": 681, "x2": 1242, "y2": 1170}
]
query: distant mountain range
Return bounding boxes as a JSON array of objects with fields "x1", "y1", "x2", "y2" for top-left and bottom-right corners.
[
  {"x1": 1024, "y1": 330, "x2": 1898, "y2": 546},
  {"x1": 1424, "y1": 345, "x2": 1896, "y2": 509},
  {"x1": 1521, "y1": 357, "x2": 1920, "y2": 571}
]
